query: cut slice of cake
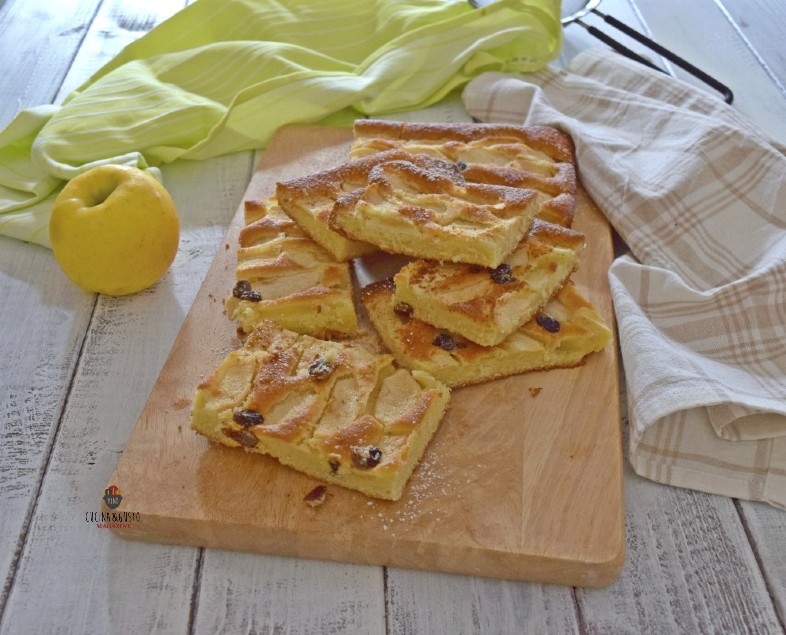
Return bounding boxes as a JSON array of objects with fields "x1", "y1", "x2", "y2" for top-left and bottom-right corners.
[
  {"x1": 350, "y1": 119, "x2": 577, "y2": 227},
  {"x1": 329, "y1": 158, "x2": 539, "y2": 268},
  {"x1": 190, "y1": 320, "x2": 451, "y2": 501},
  {"x1": 361, "y1": 278, "x2": 612, "y2": 388},
  {"x1": 393, "y1": 220, "x2": 586, "y2": 347},
  {"x1": 224, "y1": 199, "x2": 358, "y2": 339},
  {"x1": 275, "y1": 153, "x2": 411, "y2": 262}
]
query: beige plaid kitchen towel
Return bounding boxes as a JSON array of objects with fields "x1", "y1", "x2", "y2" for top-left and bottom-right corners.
[{"x1": 463, "y1": 48, "x2": 786, "y2": 509}]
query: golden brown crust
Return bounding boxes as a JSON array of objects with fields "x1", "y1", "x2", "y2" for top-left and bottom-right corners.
[
  {"x1": 276, "y1": 150, "x2": 411, "y2": 205},
  {"x1": 462, "y1": 162, "x2": 576, "y2": 199},
  {"x1": 243, "y1": 198, "x2": 269, "y2": 224},
  {"x1": 329, "y1": 159, "x2": 539, "y2": 268},
  {"x1": 239, "y1": 207, "x2": 306, "y2": 247},
  {"x1": 365, "y1": 160, "x2": 533, "y2": 214},
  {"x1": 353, "y1": 120, "x2": 575, "y2": 163},
  {"x1": 527, "y1": 217, "x2": 586, "y2": 249},
  {"x1": 276, "y1": 149, "x2": 463, "y2": 203},
  {"x1": 275, "y1": 150, "x2": 468, "y2": 261},
  {"x1": 351, "y1": 121, "x2": 577, "y2": 227},
  {"x1": 537, "y1": 193, "x2": 576, "y2": 228}
]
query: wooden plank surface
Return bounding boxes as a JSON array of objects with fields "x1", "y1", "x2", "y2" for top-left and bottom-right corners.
[
  {"x1": 0, "y1": 0, "x2": 102, "y2": 127},
  {"x1": 0, "y1": 239, "x2": 94, "y2": 608},
  {"x1": 107, "y1": 123, "x2": 624, "y2": 587},
  {"x1": 0, "y1": 0, "x2": 103, "y2": 607},
  {"x1": 385, "y1": 569, "x2": 579, "y2": 633},
  {"x1": 721, "y1": 0, "x2": 786, "y2": 94},
  {"x1": 192, "y1": 552, "x2": 385, "y2": 635},
  {"x1": 577, "y1": 438, "x2": 784, "y2": 634},
  {"x1": 57, "y1": 0, "x2": 189, "y2": 100},
  {"x1": 635, "y1": 0, "x2": 786, "y2": 146},
  {"x1": 0, "y1": 152, "x2": 252, "y2": 633}
]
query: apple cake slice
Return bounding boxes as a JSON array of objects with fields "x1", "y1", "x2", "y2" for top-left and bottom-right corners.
[
  {"x1": 274, "y1": 152, "x2": 413, "y2": 262},
  {"x1": 224, "y1": 198, "x2": 358, "y2": 339},
  {"x1": 329, "y1": 158, "x2": 539, "y2": 268},
  {"x1": 393, "y1": 220, "x2": 586, "y2": 347},
  {"x1": 191, "y1": 320, "x2": 451, "y2": 500},
  {"x1": 361, "y1": 278, "x2": 612, "y2": 388},
  {"x1": 350, "y1": 119, "x2": 577, "y2": 227},
  {"x1": 276, "y1": 149, "x2": 483, "y2": 261}
]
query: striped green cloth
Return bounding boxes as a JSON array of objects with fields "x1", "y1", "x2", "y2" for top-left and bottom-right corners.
[{"x1": 0, "y1": 0, "x2": 561, "y2": 247}]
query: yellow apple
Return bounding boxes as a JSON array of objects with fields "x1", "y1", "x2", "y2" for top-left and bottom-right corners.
[{"x1": 49, "y1": 165, "x2": 180, "y2": 296}]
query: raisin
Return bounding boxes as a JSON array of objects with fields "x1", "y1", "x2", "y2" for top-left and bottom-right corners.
[
  {"x1": 351, "y1": 445, "x2": 383, "y2": 469},
  {"x1": 455, "y1": 161, "x2": 468, "y2": 171},
  {"x1": 224, "y1": 428, "x2": 259, "y2": 448},
  {"x1": 393, "y1": 302, "x2": 414, "y2": 318},
  {"x1": 432, "y1": 333, "x2": 465, "y2": 351},
  {"x1": 303, "y1": 485, "x2": 328, "y2": 507},
  {"x1": 308, "y1": 358, "x2": 335, "y2": 380},
  {"x1": 535, "y1": 313, "x2": 561, "y2": 333},
  {"x1": 232, "y1": 279, "x2": 262, "y2": 302},
  {"x1": 328, "y1": 459, "x2": 341, "y2": 474},
  {"x1": 490, "y1": 263, "x2": 515, "y2": 284},
  {"x1": 233, "y1": 408, "x2": 264, "y2": 427},
  {"x1": 232, "y1": 279, "x2": 251, "y2": 298}
]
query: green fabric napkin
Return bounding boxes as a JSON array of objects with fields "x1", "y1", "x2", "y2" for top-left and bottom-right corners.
[{"x1": 0, "y1": 0, "x2": 561, "y2": 247}]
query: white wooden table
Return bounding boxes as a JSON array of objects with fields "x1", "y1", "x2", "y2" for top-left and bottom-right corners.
[{"x1": 1, "y1": 1, "x2": 785, "y2": 632}]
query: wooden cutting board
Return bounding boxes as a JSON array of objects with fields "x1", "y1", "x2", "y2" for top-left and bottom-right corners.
[{"x1": 108, "y1": 124, "x2": 624, "y2": 587}]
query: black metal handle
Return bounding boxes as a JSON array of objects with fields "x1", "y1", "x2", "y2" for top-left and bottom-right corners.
[
  {"x1": 580, "y1": 21, "x2": 665, "y2": 74},
  {"x1": 599, "y1": 11, "x2": 734, "y2": 104}
]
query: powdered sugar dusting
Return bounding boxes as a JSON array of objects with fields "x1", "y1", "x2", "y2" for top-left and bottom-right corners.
[{"x1": 356, "y1": 449, "x2": 467, "y2": 534}]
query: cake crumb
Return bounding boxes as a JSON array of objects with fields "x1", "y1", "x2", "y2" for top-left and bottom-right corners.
[{"x1": 528, "y1": 386, "x2": 543, "y2": 397}]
